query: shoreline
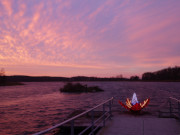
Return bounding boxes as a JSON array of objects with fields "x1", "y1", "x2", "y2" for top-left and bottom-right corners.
[{"x1": 0, "y1": 82, "x2": 24, "y2": 86}]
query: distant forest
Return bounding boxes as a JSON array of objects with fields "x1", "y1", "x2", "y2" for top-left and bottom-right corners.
[
  {"x1": 142, "y1": 66, "x2": 180, "y2": 81},
  {"x1": 2, "y1": 75, "x2": 129, "y2": 82},
  {"x1": 0, "y1": 66, "x2": 180, "y2": 85}
]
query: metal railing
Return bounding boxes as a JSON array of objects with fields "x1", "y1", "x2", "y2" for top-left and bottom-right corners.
[
  {"x1": 169, "y1": 97, "x2": 180, "y2": 120},
  {"x1": 33, "y1": 97, "x2": 114, "y2": 135}
]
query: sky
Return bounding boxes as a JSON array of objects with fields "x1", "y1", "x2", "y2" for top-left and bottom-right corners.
[{"x1": 0, "y1": 0, "x2": 180, "y2": 78}]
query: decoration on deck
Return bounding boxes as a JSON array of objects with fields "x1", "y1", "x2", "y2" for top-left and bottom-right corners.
[{"x1": 118, "y1": 93, "x2": 150, "y2": 112}]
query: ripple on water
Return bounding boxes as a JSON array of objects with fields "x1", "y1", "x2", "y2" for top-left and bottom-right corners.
[{"x1": 0, "y1": 82, "x2": 180, "y2": 135}]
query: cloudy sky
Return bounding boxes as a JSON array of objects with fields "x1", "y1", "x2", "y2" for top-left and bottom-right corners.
[{"x1": 0, "y1": 0, "x2": 180, "y2": 77}]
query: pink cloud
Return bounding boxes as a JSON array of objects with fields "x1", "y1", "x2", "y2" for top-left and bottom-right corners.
[
  {"x1": 1, "y1": 0, "x2": 13, "y2": 16},
  {"x1": 0, "y1": 0, "x2": 180, "y2": 77}
]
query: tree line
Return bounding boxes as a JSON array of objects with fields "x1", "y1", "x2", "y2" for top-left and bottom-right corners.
[
  {"x1": 142, "y1": 66, "x2": 180, "y2": 81},
  {"x1": 1, "y1": 66, "x2": 180, "y2": 85}
]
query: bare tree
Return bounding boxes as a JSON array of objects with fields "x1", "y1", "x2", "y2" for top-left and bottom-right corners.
[
  {"x1": 116, "y1": 74, "x2": 123, "y2": 78},
  {"x1": 0, "y1": 68, "x2": 6, "y2": 85},
  {"x1": 0, "y1": 68, "x2": 5, "y2": 76}
]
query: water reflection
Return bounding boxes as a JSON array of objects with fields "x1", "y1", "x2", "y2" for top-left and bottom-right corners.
[{"x1": 0, "y1": 82, "x2": 180, "y2": 134}]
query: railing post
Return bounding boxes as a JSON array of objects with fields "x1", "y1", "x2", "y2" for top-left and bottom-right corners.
[
  {"x1": 178, "y1": 102, "x2": 180, "y2": 120},
  {"x1": 103, "y1": 104, "x2": 105, "y2": 127},
  {"x1": 71, "y1": 120, "x2": 74, "y2": 135},
  {"x1": 91, "y1": 110, "x2": 94, "y2": 135},
  {"x1": 109, "y1": 100, "x2": 112, "y2": 119}
]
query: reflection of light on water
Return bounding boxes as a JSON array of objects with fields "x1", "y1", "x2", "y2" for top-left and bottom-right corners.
[
  {"x1": 0, "y1": 92, "x2": 64, "y2": 106},
  {"x1": 131, "y1": 92, "x2": 139, "y2": 105},
  {"x1": 0, "y1": 82, "x2": 180, "y2": 135}
]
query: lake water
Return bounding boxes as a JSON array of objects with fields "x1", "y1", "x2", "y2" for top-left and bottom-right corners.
[{"x1": 0, "y1": 82, "x2": 180, "y2": 135}]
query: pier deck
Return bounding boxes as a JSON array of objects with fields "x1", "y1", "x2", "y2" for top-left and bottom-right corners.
[{"x1": 98, "y1": 115, "x2": 180, "y2": 135}]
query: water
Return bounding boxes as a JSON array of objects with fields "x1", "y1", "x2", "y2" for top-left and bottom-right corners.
[{"x1": 0, "y1": 82, "x2": 180, "y2": 135}]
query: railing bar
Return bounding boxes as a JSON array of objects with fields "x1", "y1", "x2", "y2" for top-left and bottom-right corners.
[
  {"x1": 88, "y1": 123, "x2": 102, "y2": 135},
  {"x1": 169, "y1": 97, "x2": 180, "y2": 102},
  {"x1": 64, "y1": 97, "x2": 113, "y2": 122},
  {"x1": 33, "y1": 125, "x2": 61, "y2": 135},
  {"x1": 89, "y1": 114, "x2": 111, "y2": 135},
  {"x1": 78, "y1": 125, "x2": 92, "y2": 135},
  {"x1": 33, "y1": 97, "x2": 113, "y2": 135},
  {"x1": 81, "y1": 111, "x2": 110, "y2": 135},
  {"x1": 94, "y1": 112, "x2": 109, "y2": 124},
  {"x1": 94, "y1": 123, "x2": 101, "y2": 132},
  {"x1": 65, "y1": 97, "x2": 113, "y2": 123},
  {"x1": 168, "y1": 97, "x2": 180, "y2": 120},
  {"x1": 109, "y1": 100, "x2": 112, "y2": 118},
  {"x1": 103, "y1": 114, "x2": 111, "y2": 122},
  {"x1": 103, "y1": 104, "x2": 105, "y2": 127},
  {"x1": 79, "y1": 111, "x2": 110, "y2": 135},
  {"x1": 91, "y1": 110, "x2": 94, "y2": 135}
]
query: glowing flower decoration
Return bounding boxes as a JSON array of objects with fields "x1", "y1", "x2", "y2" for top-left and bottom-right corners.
[{"x1": 118, "y1": 93, "x2": 150, "y2": 112}]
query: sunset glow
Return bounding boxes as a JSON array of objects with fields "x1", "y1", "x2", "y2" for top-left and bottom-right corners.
[{"x1": 1, "y1": 0, "x2": 180, "y2": 77}]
